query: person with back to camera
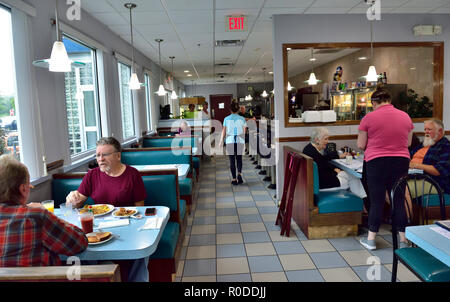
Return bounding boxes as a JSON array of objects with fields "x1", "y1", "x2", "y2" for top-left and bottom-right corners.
[
  {"x1": 219, "y1": 101, "x2": 247, "y2": 185},
  {"x1": 0, "y1": 154, "x2": 87, "y2": 267},
  {"x1": 303, "y1": 127, "x2": 368, "y2": 199},
  {"x1": 357, "y1": 88, "x2": 414, "y2": 250}
]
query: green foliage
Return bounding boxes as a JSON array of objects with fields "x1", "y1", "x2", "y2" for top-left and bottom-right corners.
[
  {"x1": 0, "y1": 127, "x2": 6, "y2": 155},
  {"x1": 398, "y1": 89, "x2": 433, "y2": 118},
  {"x1": 0, "y1": 96, "x2": 15, "y2": 117}
]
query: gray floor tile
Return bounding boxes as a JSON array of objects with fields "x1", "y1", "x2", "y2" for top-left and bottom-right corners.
[
  {"x1": 239, "y1": 214, "x2": 263, "y2": 223},
  {"x1": 216, "y1": 244, "x2": 246, "y2": 258},
  {"x1": 252, "y1": 194, "x2": 274, "y2": 201},
  {"x1": 233, "y1": 191, "x2": 252, "y2": 197},
  {"x1": 217, "y1": 274, "x2": 252, "y2": 282},
  {"x1": 369, "y1": 248, "x2": 394, "y2": 264},
  {"x1": 328, "y1": 237, "x2": 365, "y2": 251},
  {"x1": 183, "y1": 259, "x2": 216, "y2": 277},
  {"x1": 273, "y1": 241, "x2": 307, "y2": 255},
  {"x1": 352, "y1": 265, "x2": 393, "y2": 282},
  {"x1": 189, "y1": 234, "x2": 216, "y2": 246},
  {"x1": 285, "y1": 270, "x2": 325, "y2": 282},
  {"x1": 196, "y1": 203, "x2": 216, "y2": 210},
  {"x1": 216, "y1": 197, "x2": 235, "y2": 203},
  {"x1": 216, "y1": 208, "x2": 238, "y2": 216},
  {"x1": 265, "y1": 222, "x2": 281, "y2": 232},
  {"x1": 248, "y1": 255, "x2": 283, "y2": 273},
  {"x1": 309, "y1": 252, "x2": 349, "y2": 269},
  {"x1": 242, "y1": 231, "x2": 271, "y2": 243},
  {"x1": 216, "y1": 223, "x2": 242, "y2": 234},
  {"x1": 193, "y1": 216, "x2": 217, "y2": 225},
  {"x1": 257, "y1": 207, "x2": 279, "y2": 214},
  {"x1": 235, "y1": 201, "x2": 257, "y2": 208}
]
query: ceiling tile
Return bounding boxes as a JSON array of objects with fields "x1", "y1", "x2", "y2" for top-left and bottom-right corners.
[
  {"x1": 310, "y1": 0, "x2": 362, "y2": 8},
  {"x1": 215, "y1": 0, "x2": 265, "y2": 10},
  {"x1": 164, "y1": 0, "x2": 213, "y2": 10},
  {"x1": 264, "y1": 0, "x2": 315, "y2": 8},
  {"x1": 400, "y1": 0, "x2": 450, "y2": 7},
  {"x1": 304, "y1": 7, "x2": 351, "y2": 14},
  {"x1": 81, "y1": 0, "x2": 114, "y2": 13},
  {"x1": 170, "y1": 10, "x2": 213, "y2": 24},
  {"x1": 391, "y1": 7, "x2": 436, "y2": 13},
  {"x1": 91, "y1": 12, "x2": 128, "y2": 26}
]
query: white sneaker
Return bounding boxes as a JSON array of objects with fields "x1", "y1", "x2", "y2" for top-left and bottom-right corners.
[{"x1": 359, "y1": 237, "x2": 376, "y2": 250}]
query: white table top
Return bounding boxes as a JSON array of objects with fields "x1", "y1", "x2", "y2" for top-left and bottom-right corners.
[{"x1": 131, "y1": 164, "x2": 190, "y2": 180}]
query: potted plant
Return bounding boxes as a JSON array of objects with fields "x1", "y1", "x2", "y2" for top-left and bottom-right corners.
[{"x1": 398, "y1": 89, "x2": 433, "y2": 118}]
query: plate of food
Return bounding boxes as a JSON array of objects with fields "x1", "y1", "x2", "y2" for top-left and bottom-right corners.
[
  {"x1": 79, "y1": 204, "x2": 114, "y2": 217},
  {"x1": 86, "y1": 231, "x2": 114, "y2": 245},
  {"x1": 112, "y1": 207, "x2": 138, "y2": 218}
]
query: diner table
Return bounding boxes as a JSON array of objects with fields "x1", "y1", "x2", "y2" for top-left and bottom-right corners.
[
  {"x1": 405, "y1": 224, "x2": 450, "y2": 267},
  {"x1": 331, "y1": 157, "x2": 423, "y2": 179},
  {"x1": 131, "y1": 164, "x2": 190, "y2": 180},
  {"x1": 56, "y1": 206, "x2": 169, "y2": 281}
]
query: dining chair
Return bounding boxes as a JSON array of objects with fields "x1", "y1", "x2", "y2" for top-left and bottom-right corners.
[
  {"x1": 275, "y1": 152, "x2": 301, "y2": 237},
  {"x1": 390, "y1": 173, "x2": 450, "y2": 282}
]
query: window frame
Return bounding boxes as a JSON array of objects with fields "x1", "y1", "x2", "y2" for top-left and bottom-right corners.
[
  {"x1": 61, "y1": 33, "x2": 103, "y2": 161},
  {"x1": 144, "y1": 72, "x2": 154, "y2": 132},
  {"x1": 117, "y1": 61, "x2": 136, "y2": 140}
]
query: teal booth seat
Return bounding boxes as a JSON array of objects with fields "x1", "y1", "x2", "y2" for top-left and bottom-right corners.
[
  {"x1": 143, "y1": 137, "x2": 201, "y2": 171},
  {"x1": 52, "y1": 177, "x2": 94, "y2": 207},
  {"x1": 395, "y1": 247, "x2": 450, "y2": 282},
  {"x1": 141, "y1": 174, "x2": 186, "y2": 224},
  {"x1": 418, "y1": 194, "x2": 450, "y2": 207},
  {"x1": 312, "y1": 162, "x2": 363, "y2": 214},
  {"x1": 122, "y1": 148, "x2": 193, "y2": 198},
  {"x1": 149, "y1": 221, "x2": 180, "y2": 259}
]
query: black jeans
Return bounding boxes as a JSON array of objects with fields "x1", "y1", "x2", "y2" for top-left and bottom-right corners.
[
  {"x1": 226, "y1": 143, "x2": 244, "y2": 179},
  {"x1": 366, "y1": 157, "x2": 410, "y2": 233}
]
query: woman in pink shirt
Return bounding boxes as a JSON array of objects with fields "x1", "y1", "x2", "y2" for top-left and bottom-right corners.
[{"x1": 357, "y1": 88, "x2": 413, "y2": 250}]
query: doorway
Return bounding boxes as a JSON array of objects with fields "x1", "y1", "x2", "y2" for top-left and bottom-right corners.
[{"x1": 209, "y1": 94, "x2": 233, "y2": 125}]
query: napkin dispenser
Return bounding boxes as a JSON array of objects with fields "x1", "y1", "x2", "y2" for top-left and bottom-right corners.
[
  {"x1": 302, "y1": 111, "x2": 321, "y2": 123},
  {"x1": 320, "y1": 110, "x2": 337, "y2": 122}
]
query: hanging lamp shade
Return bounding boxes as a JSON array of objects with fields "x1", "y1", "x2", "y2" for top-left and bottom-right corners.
[
  {"x1": 261, "y1": 90, "x2": 269, "y2": 98},
  {"x1": 129, "y1": 73, "x2": 142, "y2": 90},
  {"x1": 307, "y1": 72, "x2": 318, "y2": 85},
  {"x1": 287, "y1": 81, "x2": 294, "y2": 91},
  {"x1": 33, "y1": 1, "x2": 84, "y2": 72},
  {"x1": 154, "y1": 38, "x2": 167, "y2": 95},
  {"x1": 171, "y1": 90, "x2": 178, "y2": 99},
  {"x1": 365, "y1": 65, "x2": 378, "y2": 82},
  {"x1": 48, "y1": 41, "x2": 72, "y2": 72}
]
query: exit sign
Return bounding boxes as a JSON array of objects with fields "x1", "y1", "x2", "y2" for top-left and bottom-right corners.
[{"x1": 226, "y1": 15, "x2": 247, "y2": 32}]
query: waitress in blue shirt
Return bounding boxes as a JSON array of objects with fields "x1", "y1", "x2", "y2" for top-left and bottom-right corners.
[{"x1": 219, "y1": 101, "x2": 247, "y2": 185}]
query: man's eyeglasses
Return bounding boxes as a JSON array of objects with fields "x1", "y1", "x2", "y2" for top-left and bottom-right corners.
[{"x1": 95, "y1": 152, "x2": 117, "y2": 159}]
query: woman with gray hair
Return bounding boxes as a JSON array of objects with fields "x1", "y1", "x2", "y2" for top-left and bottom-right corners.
[
  {"x1": 303, "y1": 127, "x2": 367, "y2": 198},
  {"x1": 0, "y1": 155, "x2": 87, "y2": 267}
]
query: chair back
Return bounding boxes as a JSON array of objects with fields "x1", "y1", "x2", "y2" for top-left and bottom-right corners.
[{"x1": 390, "y1": 173, "x2": 447, "y2": 250}]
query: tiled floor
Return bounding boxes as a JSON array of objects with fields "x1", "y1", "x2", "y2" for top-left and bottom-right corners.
[{"x1": 175, "y1": 155, "x2": 420, "y2": 282}]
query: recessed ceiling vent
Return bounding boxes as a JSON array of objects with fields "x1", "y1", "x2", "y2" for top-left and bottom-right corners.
[
  {"x1": 216, "y1": 80, "x2": 226, "y2": 83},
  {"x1": 215, "y1": 62, "x2": 234, "y2": 67},
  {"x1": 215, "y1": 40, "x2": 245, "y2": 47},
  {"x1": 314, "y1": 49, "x2": 342, "y2": 54}
]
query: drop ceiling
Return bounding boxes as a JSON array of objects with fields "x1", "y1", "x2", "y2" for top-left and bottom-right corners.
[{"x1": 81, "y1": 0, "x2": 450, "y2": 85}]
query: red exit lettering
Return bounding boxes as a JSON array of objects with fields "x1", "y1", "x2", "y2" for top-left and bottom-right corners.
[{"x1": 228, "y1": 16, "x2": 245, "y2": 30}]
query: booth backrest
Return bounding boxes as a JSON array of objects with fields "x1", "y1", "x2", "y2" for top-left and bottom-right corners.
[
  {"x1": 140, "y1": 170, "x2": 182, "y2": 225},
  {"x1": 312, "y1": 161, "x2": 320, "y2": 195},
  {"x1": 121, "y1": 147, "x2": 192, "y2": 167},
  {"x1": 142, "y1": 136, "x2": 199, "y2": 149},
  {"x1": 52, "y1": 173, "x2": 94, "y2": 207}
]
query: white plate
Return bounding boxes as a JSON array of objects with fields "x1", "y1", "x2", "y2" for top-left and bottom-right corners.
[
  {"x1": 79, "y1": 204, "x2": 115, "y2": 217},
  {"x1": 112, "y1": 208, "x2": 138, "y2": 218},
  {"x1": 86, "y1": 232, "x2": 114, "y2": 246}
]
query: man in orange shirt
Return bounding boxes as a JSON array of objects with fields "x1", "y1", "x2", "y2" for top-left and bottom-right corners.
[{"x1": 410, "y1": 118, "x2": 449, "y2": 194}]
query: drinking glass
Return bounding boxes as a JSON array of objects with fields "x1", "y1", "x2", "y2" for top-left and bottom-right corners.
[
  {"x1": 79, "y1": 211, "x2": 94, "y2": 234},
  {"x1": 41, "y1": 200, "x2": 54, "y2": 213},
  {"x1": 60, "y1": 202, "x2": 74, "y2": 218},
  {"x1": 346, "y1": 155, "x2": 353, "y2": 165}
]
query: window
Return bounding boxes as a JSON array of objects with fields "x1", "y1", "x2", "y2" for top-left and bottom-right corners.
[
  {"x1": 118, "y1": 62, "x2": 135, "y2": 139},
  {"x1": 0, "y1": 6, "x2": 20, "y2": 160},
  {"x1": 62, "y1": 35, "x2": 101, "y2": 156},
  {"x1": 144, "y1": 73, "x2": 153, "y2": 131}
]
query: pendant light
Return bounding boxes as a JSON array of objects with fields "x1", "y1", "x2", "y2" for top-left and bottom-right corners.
[
  {"x1": 287, "y1": 81, "x2": 294, "y2": 91},
  {"x1": 245, "y1": 79, "x2": 253, "y2": 101},
  {"x1": 261, "y1": 68, "x2": 268, "y2": 98},
  {"x1": 125, "y1": 3, "x2": 142, "y2": 90},
  {"x1": 169, "y1": 56, "x2": 178, "y2": 99},
  {"x1": 155, "y1": 39, "x2": 167, "y2": 96},
  {"x1": 33, "y1": 0, "x2": 84, "y2": 72},
  {"x1": 306, "y1": 48, "x2": 320, "y2": 86},
  {"x1": 364, "y1": 7, "x2": 378, "y2": 82}
]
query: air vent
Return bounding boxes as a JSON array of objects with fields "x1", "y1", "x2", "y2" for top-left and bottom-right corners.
[
  {"x1": 216, "y1": 80, "x2": 226, "y2": 83},
  {"x1": 215, "y1": 40, "x2": 245, "y2": 47},
  {"x1": 215, "y1": 62, "x2": 234, "y2": 67}
]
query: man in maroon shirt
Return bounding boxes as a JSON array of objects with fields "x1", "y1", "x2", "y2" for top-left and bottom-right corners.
[
  {"x1": 0, "y1": 155, "x2": 87, "y2": 267},
  {"x1": 66, "y1": 137, "x2": 146, "y2": 208}
]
